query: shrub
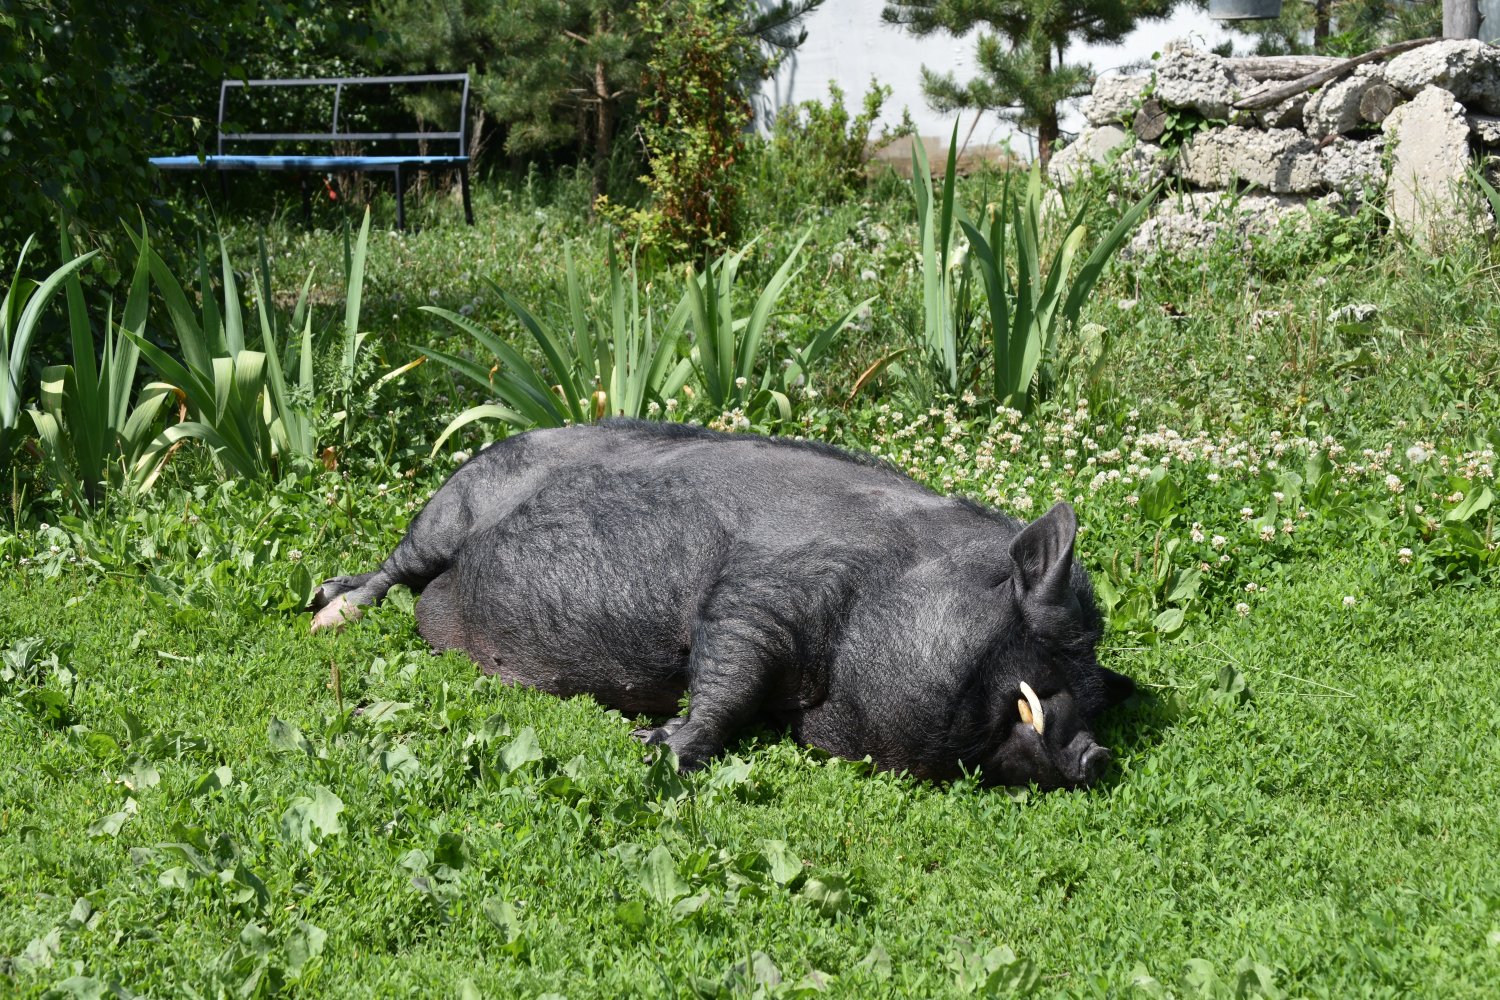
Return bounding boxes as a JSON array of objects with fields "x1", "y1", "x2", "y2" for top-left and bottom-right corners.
[
  {"x1": 600, "y1": 0, "x2": 761, "y2": 258},
  {"x1": 744, "y1": 80, "x2": 895, "y2": 214}
]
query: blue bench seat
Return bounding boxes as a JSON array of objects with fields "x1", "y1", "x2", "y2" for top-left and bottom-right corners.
[
  {"x1": 149, "y1": 155, "x2": 469, "y2": 171},
  {"x1": 149, "y1": 74, "x2": 474, "y2": 229}
]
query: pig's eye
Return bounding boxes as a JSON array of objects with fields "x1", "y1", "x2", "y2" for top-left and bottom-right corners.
[{"x1": 1016, "y1": 681, "x2": 1046, "y2": 735}]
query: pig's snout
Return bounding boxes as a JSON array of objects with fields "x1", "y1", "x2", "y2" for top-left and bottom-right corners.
[
  {"x1": 1075, "y1": 743, "x2": 1111, "y2": 786},
  {"x1": 1055, "y1": 731, "x2": 1111, "y2": 787}
]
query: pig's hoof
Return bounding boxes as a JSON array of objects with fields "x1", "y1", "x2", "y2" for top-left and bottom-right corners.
[
  {"x1": 310, "y1": 595, "x2": 363, "y2": 633},
  {"x1": 631, "y1": 716, "x2": 686, "y2": 745},
  {"x1": 311, "y1": 577, "x2": 351, "y2": 612}
]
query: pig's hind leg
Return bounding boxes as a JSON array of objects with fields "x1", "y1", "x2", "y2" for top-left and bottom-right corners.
[{"x1": 309, "y1": 523, "x2": 461, "y2": 632}]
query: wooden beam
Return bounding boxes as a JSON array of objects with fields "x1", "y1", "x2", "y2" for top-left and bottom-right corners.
[
  {"x1": 1227, "y1": 56, "x2": 1345, "y2": 82},
  {"x1": 1443, "y1": 0, "x2": 1481, "y2": 38},
  {"x1": 1233, "y1": 38, "x2": 1438, "y2": 112}
]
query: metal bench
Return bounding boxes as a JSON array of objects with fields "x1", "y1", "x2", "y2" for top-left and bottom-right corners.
[{"x1": 149, "y1": 73, "x2": 473, "y2": 230}]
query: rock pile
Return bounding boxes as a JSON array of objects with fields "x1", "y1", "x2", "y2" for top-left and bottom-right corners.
[{"x1": 1051, "y1": 39, "x2": 1500, "y2": 253}]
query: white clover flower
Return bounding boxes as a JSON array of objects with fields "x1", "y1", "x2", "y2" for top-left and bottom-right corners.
[
  {"x1": 1342, "y1": 595, "x2": 1357, "y2": 608},
  {"x1": 1245, "y1": 582, "x2": 1259, "y2": 593},
  {"x1": 1190, "y1": 523, "x2": 1205, "y2": 543},
  {"x1": 289, "y1": 549, "x2": 303, "y2": 562},
  {"x1": 452, "y1": 451, "x2": 470, "y2": 465},
  {"x1": 1272, "y1": 491, "x2": 1285, "y2": 503},
  {"x1": 1236, "y1": 602, "x2": 1250, "y2": 617},
  {"x1": 38, "y1": 522, "x2": 50, "y2": 532},
  {"x1": 49, "y1": 545, "x2": 60, "y2": 555},
  {"x1": 1240, "y1": 507, "x2": 1255, "y2": 520},
  {"x1": 1207, "y1": 472, "x2": 1221, "y2": 483},
  {"x1": 1385, "y1": 474, "x2": 1404, "y2": 494},
  {"x1": 665, "y1": 398, "x2": 679, "y2": 412},
  {"x1": 1259, "y1": 524, "x2": 1275, "y2": 542},
  {"x1": 734, "y1": 376, "x2": 748, "y2": 389},
  {"x1": 1219, "y1": 554, "x2": 1231, "y2": 563},
  {"x1": 647, "y1": 401, "x2": 661, "y2": 415},
  {"x1": 1398, "y1": 547, "x2": 1413, "y2": 565},
  {"x1": 1125, "y1": 494, "x2": 1139, "y2": 507}
]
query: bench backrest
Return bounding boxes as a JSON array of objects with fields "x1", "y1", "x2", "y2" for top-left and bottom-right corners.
[{"x1": 216, "y1": 74, "x2": 471, "y2": 158}]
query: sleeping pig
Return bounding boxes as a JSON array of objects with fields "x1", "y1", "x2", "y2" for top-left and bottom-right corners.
[{"x1": 311, "y1": 420, "x2": 1134, "y2": 788}]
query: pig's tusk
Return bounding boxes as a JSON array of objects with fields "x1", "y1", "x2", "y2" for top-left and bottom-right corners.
[{"x1": 1018, "y1": 681, "x2": 1045, "y2": 736}]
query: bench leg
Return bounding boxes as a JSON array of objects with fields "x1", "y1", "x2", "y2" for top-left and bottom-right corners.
[
  {"x1": 394, "y1": 166, "x2": 406, "y2": 231},
  {"x1": 460, "y1": 167, "x2": 474, "y2": 226}
]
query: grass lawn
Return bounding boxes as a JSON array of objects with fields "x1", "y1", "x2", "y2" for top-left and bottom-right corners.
[{"x1": 3, "y1": 171, "x2": 1499, "y2": 997}]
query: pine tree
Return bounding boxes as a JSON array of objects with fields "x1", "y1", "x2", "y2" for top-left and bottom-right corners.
[
  {"x1": 882, "y1": 0, "x2": 1177, "y2": 164},
  {"x1": 373, "y1": 1, "x2": 822, "y2": 203}
]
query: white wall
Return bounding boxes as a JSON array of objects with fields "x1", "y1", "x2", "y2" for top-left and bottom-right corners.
[{"x1": 754, "y1": 0, "x2": 1239, "y2": 160}]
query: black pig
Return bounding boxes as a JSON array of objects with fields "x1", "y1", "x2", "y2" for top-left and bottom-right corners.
[{"x1": 311, "y1": 420, "x2": 1133, "y2": 788}]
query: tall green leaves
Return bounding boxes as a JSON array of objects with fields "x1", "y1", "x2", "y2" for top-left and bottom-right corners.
[
  {"x1": 27, "y1": 226, "x2": 178, "y2": 508},
  {"x1": 2, "y1": 237, "x2": 99, "y2": 469},
  {"x1": 122, "y1": 229, "x2": 276, "y2": 482},
  {"x1": 960, "y1": 170, "x2": 1157, "y2": 411},
  {"x1": 904, "y1": 126, "x2": 1156, "y2": 412},
  {"x1": 422, "y1": 245, "x2": 692, "y2": 451},
  {"x1": 908, "y1": 122, "x2": 971, "y2": 396},
  {"x1": 422, "y1": 233, "x2": 868, "y2": 449}
]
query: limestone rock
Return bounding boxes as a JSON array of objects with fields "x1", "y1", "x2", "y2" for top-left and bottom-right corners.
[
  {"x1": 1048, "y1": 125, "x2": 1128, "y2": 183},
  {"x1": 1085, "y1": 74, "x2": 1150, "y2": 125},
  {"x1": 1304, "y1": 65, "x2": 1386, "y2": 138},
  {"x1": 1257, "y1": 93, "x2": 1308, "y2": 130},
  {"x1": 1317, "y1": 136, "x2": 1386, "y2": 196},
  {"x1": 1126, "y1": 191, "x2": 1340, "y2": 258},
  {"x1": 1180, "y1": 126, "x2": 1383, "y2": 194},
  {"x1": 1383, "y1": 85, "x2": 1488, "y2": 248},
  {"x1": 1180, "y1": 127, "x2": 1321, "y2": 193},
  {"x1": 1153, "y1": 47, "x2": 1255, "y2": 120},
  {"x1": 1115, "y1": 142, "x2": 1171, "y2": 193},
  {"x1": 1384, "y1": 39, "x2": 1500, "y2": 114},
  {"x1": 1468, "y1": 114, "x2": 1500, "y2": 146}
]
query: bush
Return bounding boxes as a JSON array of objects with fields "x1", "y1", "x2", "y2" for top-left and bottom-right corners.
[
  {"x1": 600, "y1": 0, "x2": 763, "y2": 258},
  {"x1": 744, "y1": 80, "x2": 895, "y2": 215}
]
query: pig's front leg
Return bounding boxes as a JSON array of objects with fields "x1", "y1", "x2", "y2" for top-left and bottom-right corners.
[
  {"x1": 650, "y1": 628, "x2": 777, "y2": 771},
  {"x1": 643, "y1": 562, "x2": 841, "y2": 770}
]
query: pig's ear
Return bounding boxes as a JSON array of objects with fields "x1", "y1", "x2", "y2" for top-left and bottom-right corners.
[
  {"x1": 1099, "y1": 666, "x2": 1136, "y2": 708},
  {"x1": 1008, "y1": 502, "x2": 1078, "y2": 609}
]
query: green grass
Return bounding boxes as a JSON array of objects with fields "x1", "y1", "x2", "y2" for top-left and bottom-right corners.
[
  {"x1": 3, "y1": 168, "x2": 1500, "y2": 996},
  {"x1": 3, "y1": 546, "x2": 1498, "y2": 996}
]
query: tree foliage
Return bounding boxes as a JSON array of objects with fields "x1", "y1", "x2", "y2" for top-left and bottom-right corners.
[
  {"x1": 881, "y1": 0, "x2": 1176, "y2": 163},
  {"x1": 0, "y1": 0, "x2": 375, "y2": 262},
  {"x1": 1199, "y1": 0, "x2": 1441, "y2": 57}
]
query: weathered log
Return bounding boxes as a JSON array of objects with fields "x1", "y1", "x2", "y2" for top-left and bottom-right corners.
[
  {"x1": 1233, "y1": 38, "x2": 1439, "y2": 112},
  {"x1": 1359, "y1": 83, "x2": 1400, "y2": 124},
  {"x1": 1226, "y1": 56, "x2": 1345, "y2": 82},
  {"x1": 1443, "y1": 0, "x2": 1481, "y2": 39},
  {"x1": 1133, "y1": 98, "x2": 1167, "y2": 142}
]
